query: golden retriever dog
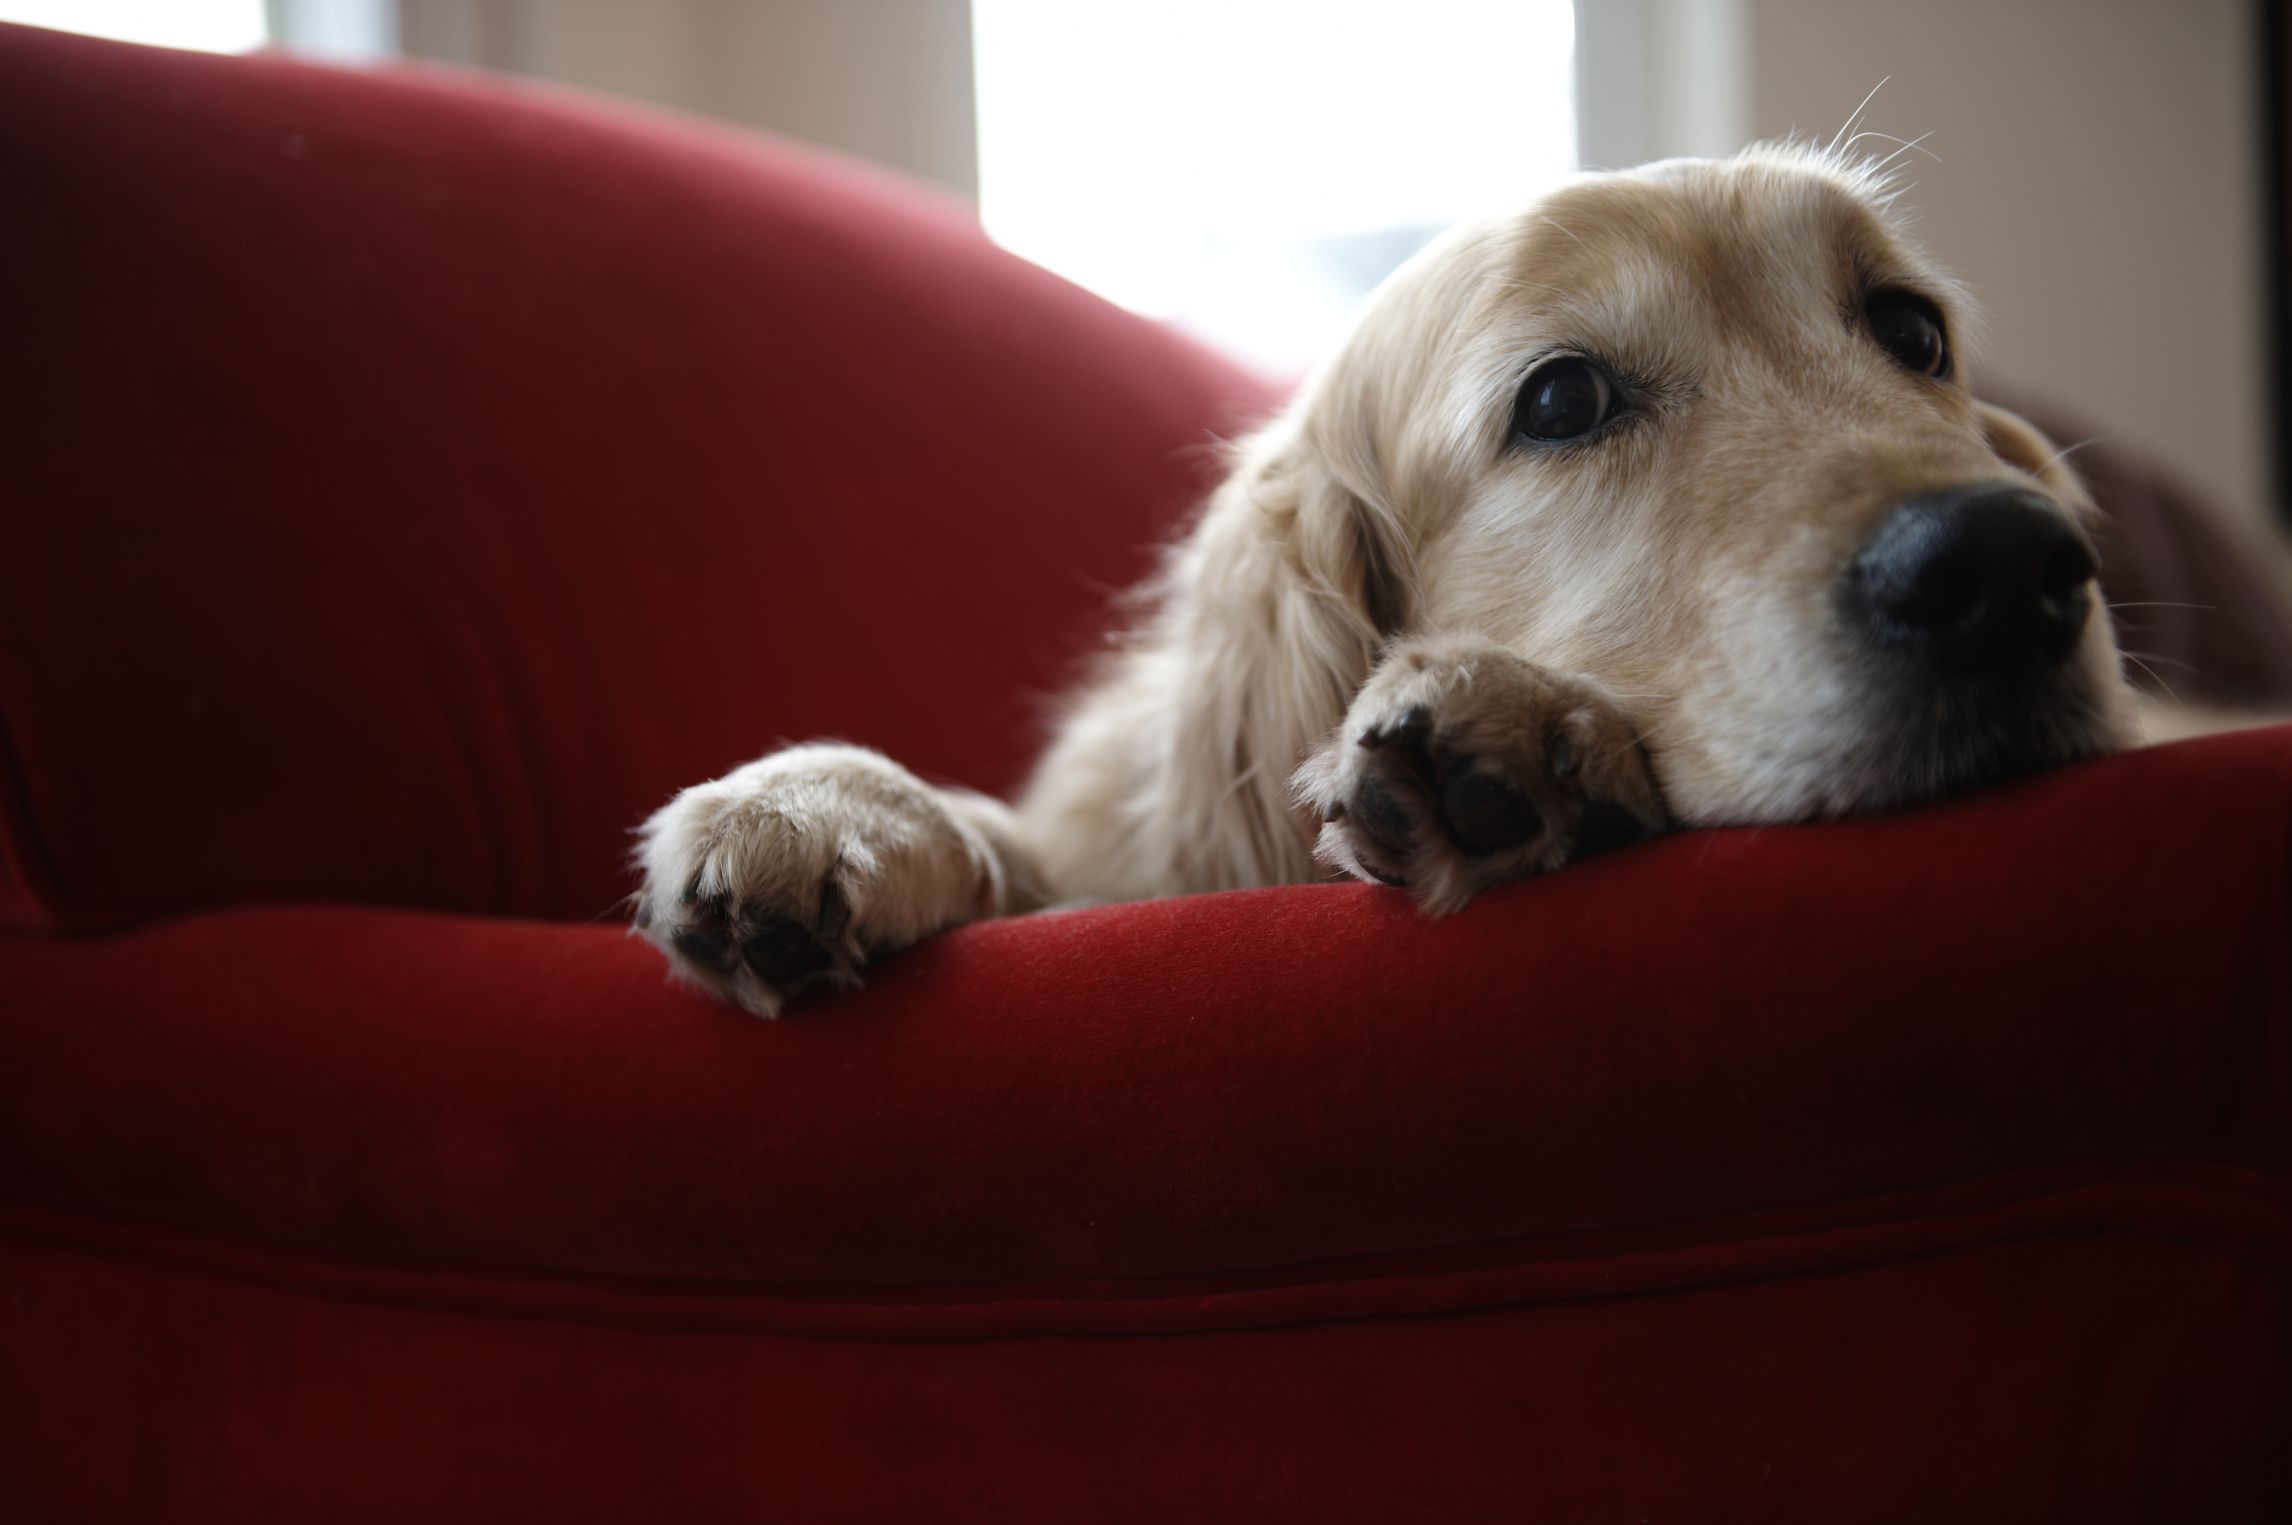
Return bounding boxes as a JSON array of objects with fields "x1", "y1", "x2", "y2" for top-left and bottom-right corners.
[{"x1": 632, "y1": 142, "x2": 2138, "y2": 1015}]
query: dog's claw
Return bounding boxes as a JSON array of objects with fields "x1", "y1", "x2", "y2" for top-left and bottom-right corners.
[{"x1": 1360, "y1": 704, "x2": 1432, "y2": 751}]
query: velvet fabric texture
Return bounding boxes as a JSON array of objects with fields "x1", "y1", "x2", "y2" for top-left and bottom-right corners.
[{"x1": 2, "y1": 24, "x2": 2288, "y2": 1522}]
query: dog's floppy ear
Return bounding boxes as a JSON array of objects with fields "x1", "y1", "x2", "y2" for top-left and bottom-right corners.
[
  {"x1": 1180, "y1": 402, "x2": 1413, "y2": 729},
  {"x1": 1264, "y1": 417, "x2": 1415, "y2": 641},
  {"x1": 1291, "y1": 332, "x2": 1430, "y2": 639},
  {"x1": 1978, "y1": 400, "x2": 2091, "y2": 508},
  {"x1": 1121, "y1": 385, "x2": 1419, "y2": 888}
]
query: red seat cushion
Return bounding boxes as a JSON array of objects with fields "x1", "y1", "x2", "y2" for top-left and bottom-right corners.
[
  {"x1": 7, "y1": 729, "x2": 2289, "y2": 1294},
  {"x1": 5, "y1": 730, "x2": 2290, "y2": 1518}
]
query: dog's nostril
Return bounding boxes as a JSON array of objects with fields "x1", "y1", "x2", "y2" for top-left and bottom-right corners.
[
  {"x1": 1873, "y1": 544, "x2": 1983, "y2": 629},
  {"x1": 2039, "y1": 534, "x2": 2097, "y2": 596},
  {"x1": 1847, "y1": 484, "x2": 2096, "y2": 674}
]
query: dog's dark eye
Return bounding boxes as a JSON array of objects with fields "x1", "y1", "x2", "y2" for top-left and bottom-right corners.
[
  {"x1": 1513, "y1": 358, "x2": 1617, "y2": 442},
  {"x1": 1866, "y1": 291, "x2": 1949, "y2": 378}
]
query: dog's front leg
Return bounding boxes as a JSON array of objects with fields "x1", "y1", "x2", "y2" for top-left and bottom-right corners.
[
  {"x1": 632, "y1": 745, "x2": 1046, "y2": 1016},
  {"x1": 1294, "y1": 636, "x2": 1668, "y2": 914}
]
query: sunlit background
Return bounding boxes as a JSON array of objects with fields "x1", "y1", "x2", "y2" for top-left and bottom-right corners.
[
  {"x1": 973, "y1": 0, "x2": 1574, "y2": 369},
  {"x1": 0, "y1": 0, "x2": 1573, "y2": 373},
  {"x1": 0, "y1": 0, "x2": 263, "y2": 51},
  {"x1": 1, "y1": 0, "x2": 2269, "y2": 534}
]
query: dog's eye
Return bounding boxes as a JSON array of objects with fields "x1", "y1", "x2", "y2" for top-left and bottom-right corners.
[
  {"x1": 1513, "y1": 358, "x2": 1617, "y2": 443},
  {"x1": 1866, "y1": 292, "x2": 1949, "y2": 378}
]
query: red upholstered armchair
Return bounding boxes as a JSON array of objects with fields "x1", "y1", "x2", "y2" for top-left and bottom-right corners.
[{"x1": 3, "y1": 25, "x2": 2289, "y2": 1521}]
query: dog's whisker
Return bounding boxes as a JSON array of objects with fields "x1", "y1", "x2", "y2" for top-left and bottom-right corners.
[
  {"x1": 1852, "y1": 132, "x2": 1939, "y2": 200},
  {"x1": 1828, "y1": 77, "x2": 1893, "y2": 157},
  {"x1": 2118, "y1": 651, "x2": 2183, "y2": 703},
  {"x1": 1843, "y1": 129, "x2": 1942, "y2": 169},
  {"x1": 593, "y1": 888, "x2": 648, "y2": 927},
  {"x1": 2033, "y1": 435, "x2": 2107, "y2": 476},
  {"x1": 2107, "y1": 600, "x2": 2216, "y2": 612},
  {"x1": 2119, "y1": 648, "x2": 2200, "y2": 672}
]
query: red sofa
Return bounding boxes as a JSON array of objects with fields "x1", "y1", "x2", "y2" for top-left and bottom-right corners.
[{"x1": 3, "y1": 25, "x2": 2288, "y2": 1522}]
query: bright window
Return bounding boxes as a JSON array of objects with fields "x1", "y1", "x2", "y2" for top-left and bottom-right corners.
[
  {"x1": 0, "y1": 0, "x2": 266, "y2": 52},
  {"x1": 972, "y1": 0, "x2": 1577, "y2": 372}
]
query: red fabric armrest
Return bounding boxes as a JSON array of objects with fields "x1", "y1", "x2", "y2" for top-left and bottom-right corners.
[
  {"x1": 7, "y1": 729, "x2": 2288, "y2": 1307},
  {"x1": 0, "y1": 24, "x2": 1276, "y2": 931}
]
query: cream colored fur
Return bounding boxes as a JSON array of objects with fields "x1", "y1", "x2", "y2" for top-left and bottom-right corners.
[{"x1": 635, "y1": 143, "x2": 2152, "y2": 1016}]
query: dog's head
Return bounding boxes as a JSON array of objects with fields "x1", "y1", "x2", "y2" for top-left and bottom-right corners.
[{"x1": 1280, "y1": 144, "x2": 2133, "y2": 825}]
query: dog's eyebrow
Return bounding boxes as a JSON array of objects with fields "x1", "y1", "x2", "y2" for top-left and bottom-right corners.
[
  {"x1": 1499, "y1": 257, "x2": 1710, "y2": 383},
  {"x1": 1471, "y1": 173, "x2": 1965, "y2": 397},
  {"x1": 1835, "y1": 204, "x2": 1948, "y2": 301}
]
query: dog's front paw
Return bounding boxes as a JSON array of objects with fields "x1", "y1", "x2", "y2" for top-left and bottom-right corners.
[
  {"x1": 1295, "y1": 639, "x2": 1668, "y2": 914},
  {"x1": 632, "y1": 745, "x2": 1007, "y2": 1016}
]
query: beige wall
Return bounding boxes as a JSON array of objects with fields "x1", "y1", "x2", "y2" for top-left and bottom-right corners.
[
  {"x1": 398, "y1": 0, "x2": 977, "y2": 198},
  {"x1": 399, "y1": 1, "x2": 2274, "y2": 531},
  {"x1": 1740, "y1": 0, "x2": 2271, "y2": 530}
]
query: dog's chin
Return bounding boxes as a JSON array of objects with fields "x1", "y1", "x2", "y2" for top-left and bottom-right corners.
[
  {"x1": 1843, "y1": 676, "x2": 2127, "y2": 811},
  {"x1": 1667, "y1": 664, "x2": 2134, "y2": 828}
]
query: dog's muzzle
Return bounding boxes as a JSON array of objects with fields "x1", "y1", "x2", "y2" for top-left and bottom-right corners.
[{"x1": 1840, "y1": 483, "x2": 2098, "y2": 675}]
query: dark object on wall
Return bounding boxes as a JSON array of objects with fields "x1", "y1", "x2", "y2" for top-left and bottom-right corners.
[
  {"x1": 2265, "y1": 0, "x2": 2291, "y2": 530},
  {"x1": 2007, "y1": 392, "x2": 2292, "y2": 707}
]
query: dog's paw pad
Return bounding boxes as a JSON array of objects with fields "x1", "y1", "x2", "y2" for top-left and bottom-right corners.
[
  {"x1": 1298, "y1": 643, "x2": 1667, "y2": 913},
  {"x1": 1437, "y1": 760, "x2": 1544, "y2": 855},
  {"x1": 670, "y1": 923, "x2": 737, "y2": 971},
  {"x1": 649, "y1": 869, "x2": 861, "y2": 1016},
  {"x1": 633, "y1": 747, "x2": 995, "y2": 1017},
  {"x1": 1351, "y1": 772, "x2": 1419, "y2": 859},
  {"x1": 740, "y1": 913, "x2": 835, "y2": 985}
]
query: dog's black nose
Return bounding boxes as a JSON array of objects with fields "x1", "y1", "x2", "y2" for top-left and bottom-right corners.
[{"x1": 1844, "y1": 484, "x2": 2097, "y2": 673}]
